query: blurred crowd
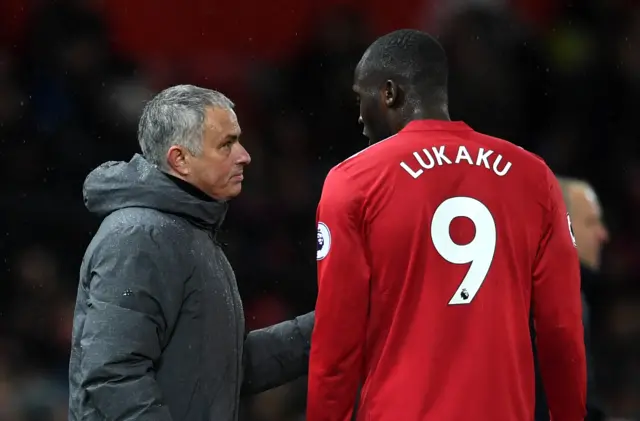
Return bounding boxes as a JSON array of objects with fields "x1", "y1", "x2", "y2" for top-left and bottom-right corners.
[{"x1": 0, "y1": 0, "x2": 639, "y2": 420}]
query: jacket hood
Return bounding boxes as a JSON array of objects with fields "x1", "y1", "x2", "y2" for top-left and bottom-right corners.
[{"x1": 83, "y1": 154, "x2": 228, "y2": 228}]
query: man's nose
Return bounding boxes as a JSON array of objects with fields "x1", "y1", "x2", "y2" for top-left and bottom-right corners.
[
  {"x1": 236, "y1": 143, "x2": 251, "y2": 165},
  {"x1": 358, "y1": 116, "x2": 363, "y2": 125},
  {"x1": 599, "y1": 225, "x2": 609, "y2": 244}
]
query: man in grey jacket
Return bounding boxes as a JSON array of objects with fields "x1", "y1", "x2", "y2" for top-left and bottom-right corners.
[{"x1": 69, "y1": 85, "x2": 314, "y2": 421}]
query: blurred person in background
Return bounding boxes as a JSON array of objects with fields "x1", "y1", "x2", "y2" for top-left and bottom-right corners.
[
  {"x1": 68, "y1": 85, "x2": 314, "y2": 421},
  {"x1": 557, "y1": 177, "x2": 609, "y2": 299},
  {"x1": 558, "y1": 177, "x2": 609, "y2": 420},
  {"x1": 534, "y1": 176, "x2": 609, "y2": 421},
  {"x1": 558, "y1": 177, "x2": 609, "y2": 273}
]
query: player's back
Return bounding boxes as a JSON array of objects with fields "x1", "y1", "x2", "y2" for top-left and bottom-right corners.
[{"x1": 338, "y1": 120, "x2": 553, "y2": 421}]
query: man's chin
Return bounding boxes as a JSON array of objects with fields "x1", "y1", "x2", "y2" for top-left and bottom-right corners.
[
  {"x1": 211, "y1": 183, "x2": 242, "y2": 201},
  {"x1": 226, "y1": 183, "x2": 242, "y2": 198}
]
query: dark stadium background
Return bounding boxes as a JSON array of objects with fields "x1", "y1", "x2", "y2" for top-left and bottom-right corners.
[{"x1": 0, "y1": 0, "x2": 638, "y2": 419}]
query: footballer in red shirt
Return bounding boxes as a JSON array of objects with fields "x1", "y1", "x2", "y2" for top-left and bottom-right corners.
[{"x1": 307, "y1": 29, "x2": 586, "y2": 421}]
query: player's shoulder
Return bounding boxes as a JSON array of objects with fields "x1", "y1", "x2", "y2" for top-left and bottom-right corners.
[
  {"x1": 471, "y1": 130, "x2": 551, "y2": 175},
  {"x1": 324, "y1": 133, "x2": 400, "y2": 190},
  {"x1": 333, "y1": 133, "x2": 400, "y2": 173},
  {"x1": 472, "y1": 130, "x2": 557, "y2": 204}
]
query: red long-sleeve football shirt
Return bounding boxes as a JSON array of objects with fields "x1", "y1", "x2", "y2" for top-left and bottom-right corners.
[{"x1": 308, "y1": 120, "x2": 586, "y2": 421}]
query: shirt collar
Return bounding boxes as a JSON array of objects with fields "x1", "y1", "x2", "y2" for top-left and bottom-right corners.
[{"x1": 401, "y1": 120, "x2": 472, "y2": 132}]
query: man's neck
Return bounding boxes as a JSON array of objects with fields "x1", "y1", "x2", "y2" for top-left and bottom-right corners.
[
  {"x1": 163, "y1": 172, "x2": 214, "y2": 202},
  {"x1": 410, "y1": 104, "x2": 450, "y2": 122},
  {"x1": 395, "y1": 105, "x2": 450, "y2": 133}
]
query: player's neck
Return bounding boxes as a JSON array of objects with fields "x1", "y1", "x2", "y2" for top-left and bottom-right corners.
[
  {"x1": 393, "y1": 104, "x2": 451, "y2": 134},
  {"x1": 410, "y1": 104, "x2": 450, "y2": 122}
]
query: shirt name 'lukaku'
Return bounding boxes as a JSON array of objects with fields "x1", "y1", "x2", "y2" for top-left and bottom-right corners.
[{"x1": 400, "y1": 145, "x2": 513, "y2": 179}]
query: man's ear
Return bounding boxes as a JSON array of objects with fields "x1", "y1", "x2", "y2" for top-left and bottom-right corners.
[
  {"x1": 383, "y1": 79, "x2": 400, "y2": 107},
  {"x1": 167, "y1": 146, "x2": 190, "y2": 176}
]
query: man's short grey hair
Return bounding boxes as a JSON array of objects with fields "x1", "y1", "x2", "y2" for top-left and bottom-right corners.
[
  {"x1": 138, "y1": 84, "x2": 234, "y2": 169},
  {"x1": 556, "y1": 175, "x2": 592, "y2": 213}
]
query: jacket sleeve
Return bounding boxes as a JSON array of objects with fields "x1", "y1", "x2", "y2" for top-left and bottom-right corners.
[
  {"x1": 532, "y1": 168, "x2": 587, "y2": 421},
  {"x1": 241, "y1": 311, "x2": 314, "y2": 395},
  {"x1": 78, "y1": 225, "x2": 185, "y2": 421},
  {"x1": 307, "y1": 167, "x2": 370, "y2": 421}
]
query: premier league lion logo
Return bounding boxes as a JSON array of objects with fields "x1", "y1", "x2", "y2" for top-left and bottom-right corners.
[
  {"x1": 316, "y1": 222, "x2": 331, "y2": 260},
  {"x1": 317, "y1": 229, "x2": 324, "y2": 251}
]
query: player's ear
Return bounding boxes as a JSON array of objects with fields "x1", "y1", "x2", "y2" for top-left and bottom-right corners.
[{"x1": 383, "y1": 79, "x2": 399, "y2": 107}]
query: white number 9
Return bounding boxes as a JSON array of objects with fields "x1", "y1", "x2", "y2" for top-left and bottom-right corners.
[{"x1": 431, "y1": 196, "x2": 496, "y2": 305}]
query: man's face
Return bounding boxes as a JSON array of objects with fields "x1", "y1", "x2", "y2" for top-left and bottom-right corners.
[
  {"x1": 184, "y1": 107, "x2": 251, "y2": 200},
  {"x1": 569, "y1": 185, "x2": 609, "y2": 270},
  {"x1": 353, "y1": 57, "x2": 394, "y2": 145}
]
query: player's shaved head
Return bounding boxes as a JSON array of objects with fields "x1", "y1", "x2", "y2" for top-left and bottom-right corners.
[
  {"x1": 357, "y1": 29, "x2": 448, "y2": 106},
  {"x1": 353, "y1": 29, "x2": 450, "y2": 145}
]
